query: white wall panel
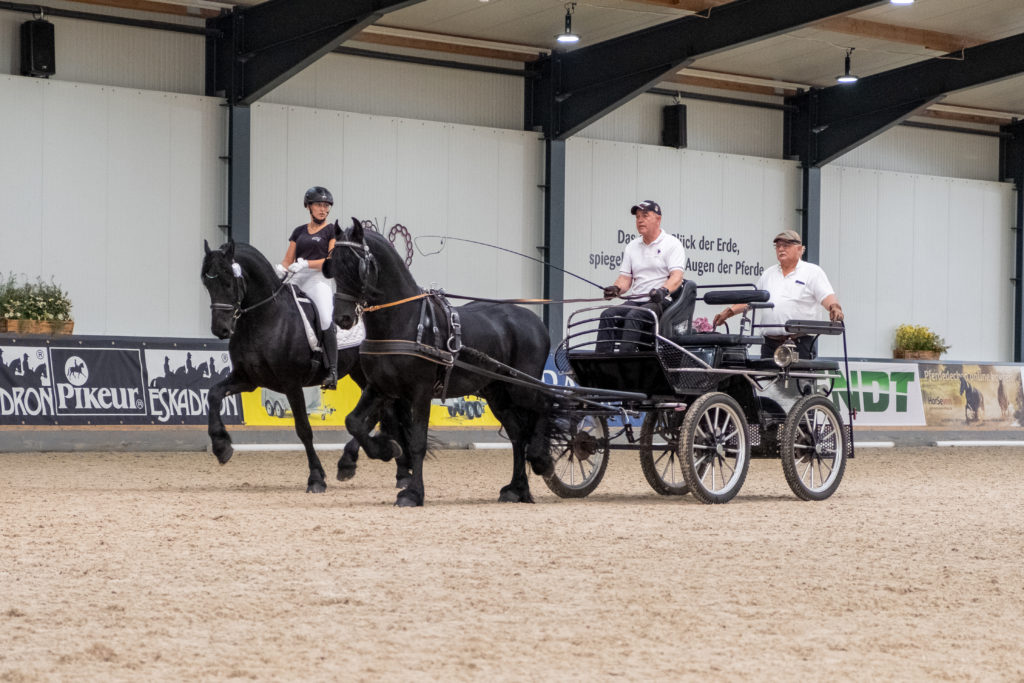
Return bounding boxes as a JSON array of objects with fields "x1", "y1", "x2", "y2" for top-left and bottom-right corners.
[
  {"x1": 40, "y1": 82, "x2": 110, "y2": 334},
  {"x1": 578, "y1": 92, "x2": 784, "y2": 158},
  {"x1": 821, "y1": 167, "x2": 1014, "y2": 360},
  {"x1": 0, "y1": 10, "x2": 204, "y2": 94},
  {"x1": 834, "y1": 125, "x2": 1000, "y2": 181},
  {"x1": 249, "y1": 105, "x2": 544, "y2": 305},
  {"x1": 0, "y1": 77, "x2": 225, "y2": 337},
  {"x1": 264, "y1": 52, "x2": 523, "y2": 131},
  {"x1": 0, "y1": 78, "x2": 45, "y2": 276}
]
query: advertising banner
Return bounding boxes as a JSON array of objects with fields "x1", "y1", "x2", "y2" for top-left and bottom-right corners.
[
  {"x1": 829, "y1": 361, "x2": 926, "y2": 426},
  {"x1": 237, "y1": 378, "x2": 499, "y2": 429},
  {"x1": 918, "y1": 363, "x2": 1024, "y2": 430},
  {"x1": 0, "y1": 338, "x2": 239, "y2": 426}
]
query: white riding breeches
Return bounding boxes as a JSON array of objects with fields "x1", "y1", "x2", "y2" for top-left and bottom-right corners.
[{"x1": 290, "y1": 270, "x2": 333, "y2": 330}]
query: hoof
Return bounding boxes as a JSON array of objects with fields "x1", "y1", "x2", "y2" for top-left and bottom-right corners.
[
  {"x1": 395, "y1": 491, "x2": 422, "y2": 507},
  {"x1": 307, "y1": 480, "x2": 327, "y2": 493},
  {"x1": 337, "y1": 464, "x2": 357, "y2": 482},
  {"x1": 389, "y1": 439, "x2": 403, "y2": 460},
  {"x1": 499, "y1": 487, "x2": 535, "y2": 504},
  {"x1": 213, "y1": 443, "x2": 234, "y2": 465},
  {"x1": 366, "y1": 437, "x2": 395, "y2": 462}
]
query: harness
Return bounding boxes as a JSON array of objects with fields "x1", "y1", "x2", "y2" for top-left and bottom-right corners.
[{"x1": 334, "y1": 239, "x2": 463, "y2": 399}]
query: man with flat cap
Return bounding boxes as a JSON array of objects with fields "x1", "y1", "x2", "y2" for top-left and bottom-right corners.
[
  {"x1": 596, "y1": 200, "x2": 686, "y2": 352},
  {"x1": 713, "y1": 229, "x2": 844, "y2": 359}
]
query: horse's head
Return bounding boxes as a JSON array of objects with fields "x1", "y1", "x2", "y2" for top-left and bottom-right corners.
[
  {"x1": 959, "y1": 376, "x2": 968, "y2": 396},
  {"x1": 326, "y1": 218, "x2": 379, "y2": 330},
  {"x1": 202, "y1": 239, "x2": 245, "y2": 339}
]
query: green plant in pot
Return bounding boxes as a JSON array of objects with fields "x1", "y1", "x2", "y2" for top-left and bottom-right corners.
[
  {"x1": 893, "y1": 324, "x2": 949, "y2": 360},
  {"x1": 0, "y1": 273, "x2": 74, "y2": 334}
]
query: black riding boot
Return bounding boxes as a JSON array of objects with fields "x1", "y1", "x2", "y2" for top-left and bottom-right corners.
[{"x1": 322, "y1": 324, "x2": 339, "y2": 390}]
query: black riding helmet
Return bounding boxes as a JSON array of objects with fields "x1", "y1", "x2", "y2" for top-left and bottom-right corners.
[{"x1": 303, "y1": 186, "x2": 334, "y2": 208}]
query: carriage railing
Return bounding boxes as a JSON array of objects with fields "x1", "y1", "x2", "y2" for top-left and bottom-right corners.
[{"x1": 559, "y1": 300, "x2": 844, "y2": 394}]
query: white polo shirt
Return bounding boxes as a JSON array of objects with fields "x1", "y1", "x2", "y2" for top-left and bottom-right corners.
[
  {"x1": 757, "y1": 260, "x2": 834, "y2": 334},
  {"x1": 620, "y1": 230, "x2": 687, "y2": 296}
]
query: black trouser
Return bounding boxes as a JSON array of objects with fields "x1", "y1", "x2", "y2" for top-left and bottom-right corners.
[
  {"x1": 760, "y1": 335, "x2": 817, "y2": 360},
  {"x1": 596, "y1": 301, "x2": 664, "y2": 353}
]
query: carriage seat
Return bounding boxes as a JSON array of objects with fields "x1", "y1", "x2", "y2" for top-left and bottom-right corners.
[{"x1": 659, "y1": 279, "x2": 697, "y2": 339}]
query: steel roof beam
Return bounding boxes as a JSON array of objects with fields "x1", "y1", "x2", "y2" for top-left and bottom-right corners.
[
  {"x1": 208, "y1": 0, "x2": 425, "y2": 104},
  {"x1": 525, "y1": 0, "x2": 887, "y2": 140},
  {"x1": 788, "y1": 32, "x2": 1024, "y2": 167}
]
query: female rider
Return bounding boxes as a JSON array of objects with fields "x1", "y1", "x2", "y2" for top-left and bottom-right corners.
[{"x1": 275, "y1": 186, "x2": 339, "y2": 390}]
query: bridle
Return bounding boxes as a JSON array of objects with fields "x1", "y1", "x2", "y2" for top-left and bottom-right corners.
[
  {"x1": 206, "y1": 260, "x2": 286, "y2": 324},
  {"x1": 330, "y1": 239, "x2": 378, "y2": 318}
]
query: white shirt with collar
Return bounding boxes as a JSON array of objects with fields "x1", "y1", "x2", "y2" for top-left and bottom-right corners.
[
  {"x1": 620, "y1": 231, "x2": 686, "y2": 297},
  {"x1": 757, "y1": 259, "x2": 835, "y2": 334}
]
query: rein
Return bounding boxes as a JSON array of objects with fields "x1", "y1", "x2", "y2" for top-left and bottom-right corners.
[{"x1": 210, "y1": 268, "x2": 289, "y2": 320}]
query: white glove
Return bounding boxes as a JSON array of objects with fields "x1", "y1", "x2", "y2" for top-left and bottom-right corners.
[
  {"x1": 274, "y1": 263, "x2": 287, "y2": 279},
  {"x1": 288, "y1": 258, "x2": 308, "y2": 274}
]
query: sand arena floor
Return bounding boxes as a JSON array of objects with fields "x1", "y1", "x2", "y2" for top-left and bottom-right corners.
[{"x1": 1, "y1": 445, "x2": 1023, "y2": 681}]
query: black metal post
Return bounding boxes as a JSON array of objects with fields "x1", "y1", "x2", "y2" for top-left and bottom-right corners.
[
  {"x1": 801, "y1": 164, "x2": 821, "y2": 264},
  {"x1": 227, "y1": 104, "x2": 251, "y2": 244},
  {"x1": 543, "y1": 138, "x2": 566, "y2": 348}
]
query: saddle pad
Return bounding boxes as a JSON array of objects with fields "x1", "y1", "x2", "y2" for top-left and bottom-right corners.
[{"x1": 337, "y1": 319, "x2": 366, "y2": 349}]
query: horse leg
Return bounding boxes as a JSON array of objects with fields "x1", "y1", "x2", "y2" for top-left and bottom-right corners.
[
  {"x1": 395, "y1": 398, "x2": 431, "y2": 507},
  {"x1": 382, "y1": 397, "x2": 413, "y2": 489},
  {"x1": 337, "y1": 438, "x2": 359, "y2": 482},
  {"x1": 486, "y1": 399, "x2": 533, "y2": 504},
  {"x1": 285, "y1": 387, "x2": 327, "y2": 493},
  {"x1": 207, "y1": 373, "x2": 255, "y2": 465},
  {"x1": 344, "y1": 388, "x2": 399, "y2": 462}
]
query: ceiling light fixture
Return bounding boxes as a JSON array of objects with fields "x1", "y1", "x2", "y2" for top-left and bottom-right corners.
[
  {"x1": 890, "y1": 0, "x2": 914, "y2": 5},
  {"x1": 836, "y1": 47, "x2": 859, "y2": 84},
  {"x1": 557, "y1": 2, "x2": 579, "y2": 44}
]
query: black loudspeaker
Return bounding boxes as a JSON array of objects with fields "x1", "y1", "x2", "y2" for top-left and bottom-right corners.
[
  {"x1": 21, "y1": 19, "x2": 56, "y2": 78},
  {"x1": 661, "y1": 104, "x2": 687, "y2": 149}
]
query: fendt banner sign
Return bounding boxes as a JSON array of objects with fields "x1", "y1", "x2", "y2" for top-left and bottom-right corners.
[{"x1": 0, "y1": 338, "x2": 239, "y2": 426}]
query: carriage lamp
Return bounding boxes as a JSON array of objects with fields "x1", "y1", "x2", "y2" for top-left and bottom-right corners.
[{"x1": 774, "y1": 342, "x2": 799, "y2": 369}]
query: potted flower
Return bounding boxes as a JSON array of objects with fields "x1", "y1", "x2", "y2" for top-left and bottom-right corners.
[
  {"x1": 893, "y1": 324, "x2": 948, "y2": 360},
  {"x1": 0, "y1": 273, "x2": 74, "y2": 335}
]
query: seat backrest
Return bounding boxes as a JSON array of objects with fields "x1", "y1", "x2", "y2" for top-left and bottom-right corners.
[{"x1": 659, "y1": 279, "x2": 697, "y2": 339}]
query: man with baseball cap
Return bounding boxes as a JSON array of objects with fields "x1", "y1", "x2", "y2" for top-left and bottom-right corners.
[
  {"x1": 713, "y1": 229, "x2": 843, "y2": 359},
  {"x1": 596, "y1": 200, "x2": 686, "y2": 352}
]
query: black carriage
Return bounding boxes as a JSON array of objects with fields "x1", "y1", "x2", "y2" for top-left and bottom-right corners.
[{"x1": 543, "y1": 280, "x2": 852, "y2": 504}]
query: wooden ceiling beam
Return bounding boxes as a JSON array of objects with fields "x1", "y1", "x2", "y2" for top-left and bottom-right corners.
[
  {"x1": 816, "y1": 16, "x2": 979, "y2": 53},
  {"x1": 59, "y1": 0, "x2": 219, "y2": 18},
  {"x1": 353, "y1": 27, "x2": 545, "y2": 63},
  {"x1": 627, "y1": 0, "x2": 977, "y2": 54}
]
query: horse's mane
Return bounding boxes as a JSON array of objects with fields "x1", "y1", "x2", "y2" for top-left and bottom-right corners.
[{"x1": 231, "y1": 242, "x2": 278, "y2": 282}]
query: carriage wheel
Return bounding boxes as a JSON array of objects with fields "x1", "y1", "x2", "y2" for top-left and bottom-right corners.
[
  {"x1": 274, "y1": 401, "x2": 285, "y2": 418},
  {"x1": 264, "y1": 400, "x2": 274, "y2": 417},
  {"x1": 543, "y1": 415, "x2": 609, "y2": 498},
  {"x1": 779, "y1": 395, "x2": 847, "y2": 501},
  {"x1": 679, "y1": 392, "x2": 750, "y2": 504},
  {"x1": 639, "y1": 409, "x2": 689, "y2": 496}
]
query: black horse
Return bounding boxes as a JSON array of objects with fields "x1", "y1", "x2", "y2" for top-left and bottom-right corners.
[
  {"x1": 325, "y1": 218, "x2": 553, "y2": 507},
  {"x1": 960, "y1": 376, "x2": 984, "y2": 423},
  {"x1": 201, "y1": 239, "x2": 408, "y2": 492}
]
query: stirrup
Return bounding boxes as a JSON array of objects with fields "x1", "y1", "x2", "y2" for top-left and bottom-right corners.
[{"x1": 321, "y1": 367, "x2": 338, "y2": 391}]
